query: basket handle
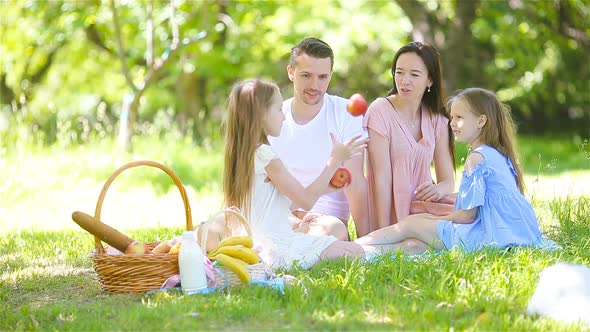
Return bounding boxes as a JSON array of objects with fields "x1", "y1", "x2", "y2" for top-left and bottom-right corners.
[
  {"x1": 93, "y1": 160, "x2": 193, "y2": 254},
  {"x1": 199, "y1": 208, "x2": 251, "y2": 252}
]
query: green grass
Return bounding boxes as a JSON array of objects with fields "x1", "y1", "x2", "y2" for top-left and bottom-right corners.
[
  {"x1": 1, "y1": 217, "x2": 589, "y2": 330},
  {"x1": 0, "y1": 133, "x2": 223, "y2": 201},
  {"x1": 1, "y1": 134, "x2": 589, "y2": 330}
]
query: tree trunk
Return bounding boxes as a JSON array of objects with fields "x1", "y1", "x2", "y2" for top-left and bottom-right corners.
[
  {"x1": 176, "y1": 71, "x2": 201, "y2": 136},
  {"x1": 441, "y1": 1, "x2": 479, "y2": 95},
  {"x1": 0, "y1": 73, "x2": 15, "y2": 106},
  {"x1": 109, "y1": 0, "x2": 207, "y2": 151},
  {"x1": 394, "y1": 0, "x2": 479, "y2": 94},
  {"x1": 194, "y1": 77, "x2": 209, "y2": 143}
]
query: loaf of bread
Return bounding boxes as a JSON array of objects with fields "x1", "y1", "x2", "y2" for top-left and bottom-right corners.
[
  {"x1": 71, "y1": 211, "x2": 133, "y2": 252},
  {"x1": 151, "y1": 241, "x2": 172, "y2": 254}
]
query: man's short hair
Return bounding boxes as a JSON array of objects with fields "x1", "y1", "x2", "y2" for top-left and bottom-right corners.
[{"x1": 289, "y1": 37, "x2": 334, "y2": 70}]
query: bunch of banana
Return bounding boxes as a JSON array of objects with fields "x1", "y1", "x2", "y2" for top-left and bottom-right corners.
[{"x1": 208, "y1": 236, "x2": 260, "y2": 284}]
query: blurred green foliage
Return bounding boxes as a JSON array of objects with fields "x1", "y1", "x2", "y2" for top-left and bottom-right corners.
[{"x1": 0, "y1": 0, "x2": 588, "y2": 149}]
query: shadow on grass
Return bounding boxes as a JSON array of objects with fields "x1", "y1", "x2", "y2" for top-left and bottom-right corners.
[
  {"x1": 2, "y1": 200, "x2": 589, "y2": 331},
  {"x1": 1, "y1": 238, "x2": 587, "y2": 331}
]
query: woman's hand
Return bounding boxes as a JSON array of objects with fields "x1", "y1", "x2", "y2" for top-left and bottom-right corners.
[
  {"x1": 415, "y1": 182, "x2": 445, "y2": 202},
  {"x1": 330, "y1": 133, "x2": 368, "y2": 165}
]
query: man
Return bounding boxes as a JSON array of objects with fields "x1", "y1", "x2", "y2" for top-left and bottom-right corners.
[{"x1": 268, "y1": 37, "x2": 369, "y2": 240}]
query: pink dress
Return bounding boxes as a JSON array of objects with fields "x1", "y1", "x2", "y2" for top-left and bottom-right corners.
[{"x1": 363, "y1": 98, "x2": 455, "y2": 231}]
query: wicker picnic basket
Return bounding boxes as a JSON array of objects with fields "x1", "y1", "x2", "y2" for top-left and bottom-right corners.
[
  {"x1": 198, "y1": 208, "x2": 267, "y2": 287},
  {"x1": 90, "y1": 160, "x2": 193, "y2": 293}
]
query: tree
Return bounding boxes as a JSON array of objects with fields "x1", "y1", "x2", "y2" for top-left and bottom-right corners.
[
  {"x1": 108, "y1": 0, "x2": 207, "y2": 151},
  {"x1": 1, "y1": 0, "x2": 587, "y2": 149},
  {"x1": 394, "y1": 0, "x2": 480, "y2": 95},
  {"x1": 393, "y1": 0, "x2": 589, "y2": 134}
]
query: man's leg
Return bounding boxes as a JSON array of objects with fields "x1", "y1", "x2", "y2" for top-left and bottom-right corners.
[
  {"x1": 319, "y1": 240, "x2": 365, "y2": 259},
  {"x1": 293, "y1": 211, "x2": 350, "y2": 241}
]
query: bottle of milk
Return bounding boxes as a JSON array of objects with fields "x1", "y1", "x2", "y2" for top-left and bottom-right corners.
[{"x1": 178, "y1": 231, "x2": 207, "y2": 292}]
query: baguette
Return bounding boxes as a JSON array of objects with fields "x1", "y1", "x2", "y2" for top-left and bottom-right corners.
[{"x1": 71, "y1": 211, "x2": 134, "y2": 252}]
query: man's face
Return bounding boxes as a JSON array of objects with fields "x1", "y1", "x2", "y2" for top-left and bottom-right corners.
[{"x1": 287, "y1": 53, "x2": 332, "y2": 106}]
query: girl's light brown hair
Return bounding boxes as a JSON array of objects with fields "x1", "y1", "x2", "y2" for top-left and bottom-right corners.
[
  {"x1": 223, "y1": 79, "x2": 279, "y2": 216},
  {"x1": 450, "y1": 88, "x2": 525, "y2": 193}
]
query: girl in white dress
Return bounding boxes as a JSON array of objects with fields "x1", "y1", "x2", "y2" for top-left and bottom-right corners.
[{"x1": 223, "y1": 79, "x2": 367, "y2": 269}]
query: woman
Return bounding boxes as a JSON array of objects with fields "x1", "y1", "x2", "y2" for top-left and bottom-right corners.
[
  {"x1": 364, "y1": 41, "x2": 456, "y2": 233},
  {"x1": 357, "y1": 88, "x2": 549, "y2": 254}
]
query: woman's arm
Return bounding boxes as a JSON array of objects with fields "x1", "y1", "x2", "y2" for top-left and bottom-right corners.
[
  {"x1": 434, "y1": 122, "x2": 455, "y2": 192},
  {"x1": 367, "y1": 129, "x2": 393, "y2": 229},
  {"x1": 266, "y1": 134, "x2": 367, "y2": 211},
  {"x1": 343, "y1": 151, "x2": 369, "y2": 236},
  {"x1": 415, "y1": 119, "x2": 455, "y2": 201}
]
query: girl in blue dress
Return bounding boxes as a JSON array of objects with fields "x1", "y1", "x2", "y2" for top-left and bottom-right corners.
[{"x1": 356, "y1": 88, "x2": 546, "y2": 252}]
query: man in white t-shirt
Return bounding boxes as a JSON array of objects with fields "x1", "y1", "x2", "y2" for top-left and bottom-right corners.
[{"x1": 268, "y1": 37, "x2": 369, "y2": 240}]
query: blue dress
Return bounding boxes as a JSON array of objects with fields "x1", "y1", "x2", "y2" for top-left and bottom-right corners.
[{"x1": 436, "y1": 145, "x2": 543, "y2": 250}]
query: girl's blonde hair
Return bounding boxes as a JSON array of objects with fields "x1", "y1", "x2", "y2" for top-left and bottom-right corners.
[
  {"x1": 223, "y1": 79, "x2": 279, "y2": 216},
  {"x1": 450, "y1": 88, "x2": 525, "y2": 193}
]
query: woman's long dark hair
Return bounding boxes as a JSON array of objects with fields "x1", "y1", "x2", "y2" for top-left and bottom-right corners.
[{"x1": 388, "y1": 41, "x2": 455, "y2": 169}]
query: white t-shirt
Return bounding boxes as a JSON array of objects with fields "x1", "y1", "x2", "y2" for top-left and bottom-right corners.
[
  {"x1": 268, "y1": 93, "x2": 367, "y2": 220},
  {"x1": 250, "y1": 144, "x2": 337, "y2": 269}
]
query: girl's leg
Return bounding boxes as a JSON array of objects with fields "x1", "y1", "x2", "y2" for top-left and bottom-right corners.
[
  {"x1": 319, "y1": 240, "x2": 365, "y2": 260},
  {"x1": 355, "y1": 214, "x2": 441, "y2": 248},
  {"x1": 293, "y1": 211, "x2": 350, "y2": 241},
  {"x1": 362, "y1": 238, "x2": 430, "y2": 255}
]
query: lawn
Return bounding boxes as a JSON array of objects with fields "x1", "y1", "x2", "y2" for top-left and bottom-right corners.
[{"x1": 1, "y1": 135, "x2": 589, "y2": 330}]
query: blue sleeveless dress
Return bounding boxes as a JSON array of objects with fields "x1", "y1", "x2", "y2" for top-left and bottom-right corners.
[{"x1": 436, "y1": 145, "x2": 544, "y2": 250}]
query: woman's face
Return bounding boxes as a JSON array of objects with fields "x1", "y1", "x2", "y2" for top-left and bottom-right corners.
[
  {"x1": 262, "y1": 89, "x2": 285, "y2": 137},
  {"x1": 394, "y1": 52, "x2": 432, "y2": 100}
]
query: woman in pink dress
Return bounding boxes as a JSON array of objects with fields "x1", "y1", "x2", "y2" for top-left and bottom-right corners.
[{"x1": 363, "y1": 41, "x2": 456, "y2": 235}]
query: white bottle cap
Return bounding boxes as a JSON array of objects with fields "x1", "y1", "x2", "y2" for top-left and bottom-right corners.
[{"x1": 182, "y1": 231, "x2": 195, "y2": 239}]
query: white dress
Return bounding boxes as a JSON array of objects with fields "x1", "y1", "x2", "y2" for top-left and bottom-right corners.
[{"x1": 249, "y1": 144, "x2": 337, "y2": 269}]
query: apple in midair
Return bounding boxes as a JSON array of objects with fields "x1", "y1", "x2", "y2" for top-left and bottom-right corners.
[{"x1": 347, "y1": 93, "x2": 368, "y2": 117}]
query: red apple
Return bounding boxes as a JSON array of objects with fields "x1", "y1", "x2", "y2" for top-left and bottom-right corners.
[
  {"x1": 347, "y1": 93, "x2": 368, "y2": 117},
  {"x1": 124, "y1": 241, "x2": 151, "y2": 255},
  {"x1": 330, "y1": 167, "x2": 352, "y2": 188}
]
